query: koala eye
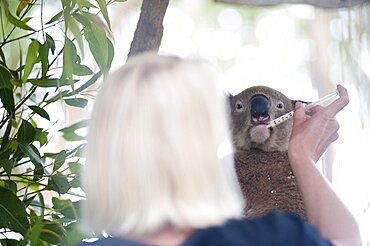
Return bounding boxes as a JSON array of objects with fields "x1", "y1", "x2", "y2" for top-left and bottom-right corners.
[
  {"x1": 235, "y1": 100, "x2": 243, "y2": 112},
  {"x1": 276, "y1": 101, "x2": 284, "y2": 109}
]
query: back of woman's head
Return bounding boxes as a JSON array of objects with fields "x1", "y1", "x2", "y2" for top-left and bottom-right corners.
[{"x1": 82, "y1": 52, "x2": 244, "y2": 237}]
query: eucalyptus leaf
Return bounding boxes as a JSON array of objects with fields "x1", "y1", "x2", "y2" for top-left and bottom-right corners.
[
  {"x1": 46, "y1": 34, "x2": 56, "y2": 55},
  {"x1": 0, "y1": 116, "x2": 13, "y2": 151},
  {"x1": 68, "y1": 18, "x2": 85, "y2": 58},
  {"x1": 68, "y1": 162, "x2": 81, "y2": 174},
  {"x1": 95, "y1": 0, "x2": 111, "y2": 29},
  {"x1": 29, "y1": 78, "x2": 79, "y2": 87},
  {"x1": 33, "y1": 162, "x2": 45, "y2": 181},
  {"x1": 16, "y1": 140, "x2": 44, "y2": 166},
  {"x1": 0, "y1": 88, "x2": 15, "y2": 115},
  {"x1": 59, "y1": 120, "x2": 88, "y2": 136},
  {"x1": 22, "y1": 39, "x2": 40, "y2": 82},
  {"x1": 53, "y1": 150, "x2": 67, "y2": 172},
  {"x1": 0, "y1": 186, "x2": 29, "y2": 234},
  {"x1": 64, "y1": 98, "x2": 88, "y2": 108},
  {"x1": 28, "y1": 105, "x2": 50, "y2": 120},
  {"x1": 16, "y1": 0, "x2": 30, "y2": 17},
  {"x1": 62, "y1": 37, "x2": 75, "y2": 88},
  {"x1": 0, "y1": 64, "x2": 13, "y2": 89},
  {"x1": 83, "y1": 20, "x2": 109, "y2": 73},
  {"x1": 70, "y1": 177, "x2": 80, "y2": 188},
  {"x1": 18, "y1": 119, "x2": 36, "y2": 144},
  {"x1": 0, "y1": 239, "x2": 21, "y2": 246},
  {"x1": 39, "y1": 220, "x2": 67, "y2": 245},
  {"x1": 52, "y1": 197, "x2": 78, "y2": 220},
  {"x1": 29, "y1": 217, "x2": 43, "y2": 246},
  {"x1": 72, "y1": 63, "x2": 93, "y2": 76},
  {"x1": 39, "y1": 42, "x2": 49, "y2": 78},
  {"x1": 5, "y1": 9, "x2": 34, "y2": 31},
  {"x1": 0, "y1": 180, "x2": 17, "y2": 194},
  {"x1": 34, "y1": 129, "x2": 48, "y2": 146},
  {"x1": 23, "y1": 195, "x2": 37, "y2": 207},
  {"x1": 64, "y1": 71, "x2": 102, "y2": 97},
  {"x1": 49, "y1": 174, "x2": 71, "y2": 194},
  {"x1": 1, "y1": 160, "x2": 14, "y2": 178},
  {"x1": 46, "y1": 11, "x2": 63, "y2": 25}
]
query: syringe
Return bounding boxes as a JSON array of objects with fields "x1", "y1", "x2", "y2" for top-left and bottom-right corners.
[{"x1": 266, "y1": 90, "x2": 339, "y2": 128}]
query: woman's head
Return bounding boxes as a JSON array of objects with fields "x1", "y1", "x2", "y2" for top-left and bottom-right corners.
[{"x1": 82, "y1": 52, "x2": 244, "y2": 237}]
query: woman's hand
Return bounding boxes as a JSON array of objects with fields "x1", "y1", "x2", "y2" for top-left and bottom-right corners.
[{"x1": 289, "y1": 84, "x2": 349, "y2": 163}]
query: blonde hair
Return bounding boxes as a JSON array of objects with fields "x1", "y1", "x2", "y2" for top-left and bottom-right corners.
[{"x1": 82, "y1": 53, "x2": 244, "y2": 237}]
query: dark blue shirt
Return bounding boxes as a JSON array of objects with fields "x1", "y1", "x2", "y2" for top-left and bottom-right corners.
[{"x1": 79, "y1": 211, "x2": 332, "y2": 246}]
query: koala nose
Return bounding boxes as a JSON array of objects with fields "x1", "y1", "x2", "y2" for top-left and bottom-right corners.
[{"x1": 250, "y1": 94, "x2": 270, "y2": 118}]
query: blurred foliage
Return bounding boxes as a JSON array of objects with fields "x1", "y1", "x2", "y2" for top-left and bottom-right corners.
[{"x1": 0, "y1": 0, "x2": 124, "y2": 244}]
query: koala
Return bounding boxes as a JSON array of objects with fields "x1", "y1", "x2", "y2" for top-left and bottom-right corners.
[{"x1": 230, "y1": 86, "x2": 307, "y2": 219}]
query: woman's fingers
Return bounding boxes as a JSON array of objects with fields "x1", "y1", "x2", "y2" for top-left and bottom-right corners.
[{"x1": 322, "y1": 84, "x2": 349, "y2": 118}]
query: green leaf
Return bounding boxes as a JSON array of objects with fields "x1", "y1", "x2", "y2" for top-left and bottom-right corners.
[
  {"x1": 53, "y1": 150, "x2": 67, "y2": 172},
  {"x1": 29, "y1": 217, "x2": 43, "y2": 246},
  {"x1": 33, "y1": 162, "x2": 45, "y2": 181},
  {"x1": 0, "y1": 239, "x2": 21, "y2": 246},
  {"x1": 34, "y1": 128, "x2": 48, "y2": 146},
  {"x1": 16, "y1": 0, "x2": 30, "y2": 17},
  {"x1": 59, "y1": 120, "x2": 88, "y2": 134},
  {"x1": 0, "y1": 48, "x2": 6, "y2": 64},
  {"x1": 1, "y1": 116, "x2": 13, "y2": 151},
  {"x1": 17, "y1": 119, "x2": 36, "y2": 144},
  {"x1": 64, "y1": 98, "x2": 88, "y2": 108},
  {"x1": 65, "y1": 221, "x2": 85, "y2": 246},
  {"x1": 0, "y1": 179, "x2": 17, "y2": 194},
  {"x1": 62, "y1": 37, "x2": 75, "y2": 88},
  {"x1": 95, "y1": 0, "x2": 111, "y2": 30},
  {"x1": 69, "y1": 177, "x2": 80, "y2": 188},
  {"x1": 40, "y1": 220, "x2": 67, "y2": 245},
  {"x1": 68, "y1": 18, "x2": 84, "y2": 58},
  {"x1": 49, "y1": 174, "x2": 71, "y2": 194},
  {"x1": 16, "y1": 140, "x2": 43, "y2": 166},
  {"x1": 68, "y1": 162, "x2": 81, "y2": 174},
  {"x1": 46, "y1": 11, "x2": 63, "y2": 25},
  {"x1": 81, "y1": 14, "x2": 109, "y2": 74},
  {"x1": 22, "y1": 39, "x2": 40, "y2": 82},
  {"x1": 46, "y1": 34, "x2": 56, "y2": 55},
  {"x1": 72, "y1": 63, "x2": 93, "y2": 76},
  {"x1": 23, "y1": 195, "x2": 37, "y2": 207},
  {"x1": 0, "y1": 64, "x2": 13, "y2": 90},
  {"x1": 28, "y1": 105, "x2": 50, "y2": 120},
  {"x1": 29, "y1": 78, "x2": 78, "y2": 87},
  {"x1": 5, "y1": 9, "x2": 34, "y2": 31},
  {"x1": 66, "y1": 143, "x2": 85, "y2": 157},
  {"x1": 1, "y1": 160, "x2": 14, "y2": 178},
  {"x1": 39, "y1": 43, "x2": 49, "y2": 78},
  {"x1": 76, "y1": 0, "x2": 97, "y2": 9},
  {"x1": 0, "y1": 88, "x2": 15, "y2": 115},
  {"x1": 64, "y1": 71, "x2": 102, "y2": 97},
  {"x1": 0, "y1": 186, "x2": 29, "y2": 234},
  {"x1": 52, "y1": 198, "x2": 78, "y2": 220}
]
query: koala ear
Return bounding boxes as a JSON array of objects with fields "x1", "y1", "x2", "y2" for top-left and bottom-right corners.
[{"x1": 291, "y1": 100, "x2": 311, "y2": 107}]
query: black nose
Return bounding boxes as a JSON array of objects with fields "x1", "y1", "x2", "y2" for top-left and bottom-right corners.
[{"x1": 250, "y1": 94, "x2": 270, "y2": 118}]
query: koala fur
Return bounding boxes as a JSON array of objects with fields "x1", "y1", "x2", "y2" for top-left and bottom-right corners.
[{"x1": 230, "y1": 85, "x2": 306, "y2": 219}]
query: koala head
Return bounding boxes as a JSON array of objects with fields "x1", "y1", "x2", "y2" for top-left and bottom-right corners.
[{"x1": 230, "y1": 86, "x2": 302, "y2": 152}]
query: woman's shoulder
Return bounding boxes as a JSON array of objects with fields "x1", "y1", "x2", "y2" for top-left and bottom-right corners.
[{"x1": 182, "y1": 210, "x2": 333, "y2": 246}]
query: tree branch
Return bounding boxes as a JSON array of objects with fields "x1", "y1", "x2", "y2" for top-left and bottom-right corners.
[
  {"x1": 214, "y1": 0, "x2": 370, "y2": 8},
  {"x1": 128, "y1": 0, "x2": 170, "y2": 58}
]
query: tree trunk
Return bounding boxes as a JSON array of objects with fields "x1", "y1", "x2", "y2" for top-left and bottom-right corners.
[
  {"x1": 128, "y1": 0, "x2": 170, "y2": 58},
  {"x1": 214, "y1": 0, "x2": 370, "y2": 8}
]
